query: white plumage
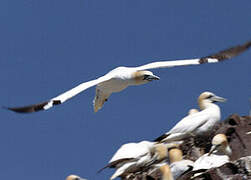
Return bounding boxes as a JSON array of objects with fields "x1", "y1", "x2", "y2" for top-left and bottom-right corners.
[
  {"x1": 168, "y1": 146, "x2": 194, "y2": 180},
  {"x1": 109, "y1": 140, "x2": 154, "y2": 164},
  {"x1": 155, "y1": 92, "x2": 226, "y2": 142},
  {"x1": 6, "y1": 40, "x2": 251, "y2": 113},
  {"x1": 193, "y1": 134, "x2": 232, "y2": 171}
]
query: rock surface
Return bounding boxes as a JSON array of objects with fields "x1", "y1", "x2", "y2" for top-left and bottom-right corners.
[{"x1": 121, "y1": 114, "x2": 251, "y2": 180}]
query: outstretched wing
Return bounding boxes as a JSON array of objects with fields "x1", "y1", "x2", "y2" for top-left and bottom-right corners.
[
  {"x1": 135, "y1": 40, "x2": 251, "y2": 71},
  {"x1": 5, "y1": 75, "x2": 113, "y2": 113}
]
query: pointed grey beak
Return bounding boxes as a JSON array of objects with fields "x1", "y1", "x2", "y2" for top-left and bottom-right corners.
[
  {"x1": 208, "y1": 145, "x2": 218, "y2": 156},
  {"x1": 144, "y1": 74, "x2": 160, "y2": 81},
  {"x1": 211, "y1": 95, "x2": 227, "y2": 102}
]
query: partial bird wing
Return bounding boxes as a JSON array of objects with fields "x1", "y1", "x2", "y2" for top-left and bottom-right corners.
[
  {"x1": 5, "y1": 74, "x2": 114, "y2": 113},
  {"x1": 109, "y1": 142, "x2": 152, "y2": 163},
  {"x1": 97, "y1": 158, "x2": 135, "y2": 173},
  {"x1": 135, "y1": 40, "x2": 251, "y2": 71},
  {"x1": 154, "y1": 112, "x2": 210, "y2": 142}
]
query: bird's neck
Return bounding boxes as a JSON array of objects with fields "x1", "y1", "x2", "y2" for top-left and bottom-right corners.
[{"x1": 199, "y1": 102, "x2": 220, "y2": 111}]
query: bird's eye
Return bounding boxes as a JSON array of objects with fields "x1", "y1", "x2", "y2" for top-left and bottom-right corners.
[
  {"x1": 143, "y1": 75, "x2": 150, "y2": 80},
  {"x1": 75, "y1": 178, "x2": 79, "y2": 180},
  {"x1": 207, "y1": 95, "x2": 213, "y2": 99}
]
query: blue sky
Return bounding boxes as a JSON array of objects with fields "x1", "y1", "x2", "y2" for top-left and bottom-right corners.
[{"x1": 1, "y1": 1, "x2": 251, "y2": 180}]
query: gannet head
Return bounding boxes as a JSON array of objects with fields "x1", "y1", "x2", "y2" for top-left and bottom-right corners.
[
  {"x1": 159, "y1": 164, "x2": 174, "y2": 180},
  {"x1": 208, "y1": 134, "x2": 232, "y2": 156},
  {"x1": 198, "y1": 91, "x2": 226, "y2": 110},
  {"x1": 66, "y1": 175, "x2": 86, "y2": 180},
  {"x1": 168, "y1": 145, "x2": 183, "y2": 163},
  {"x1": 151, "y1": 144, "x2": 168, "y2": 161},
  {"x1": 133, "y1": 70, "x2": 160, "y2": 85}
]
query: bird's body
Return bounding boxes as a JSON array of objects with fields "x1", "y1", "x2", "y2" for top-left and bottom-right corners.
[
  {"x1": 170, "y1": 160, "x2": 194, "y2": 180},
  {"x1": 6, "y1": 40, "x2": 251, "y2": 113},
  {"x1": 109, "y1": 140, "x2": 154, "y2": 164},
  {"x1": 99, "y1": 141, "x2": 169, "y2": 180},
  {"x1": 168, "y1": 146, "x2": 194, "y2": 180},
  {"x1": 193, "y1": 153, "x2": 229, "y2": 170},
  {"x1": 193, "y1": 134, "x2": 231, "y2": 171},
  {"x1": 155, "y1": 92, "x2": 226, "y2": 143}
]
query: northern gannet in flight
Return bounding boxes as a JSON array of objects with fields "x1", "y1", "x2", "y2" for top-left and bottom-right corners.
[
  {"x1": 168, "y1": 145, "x2": 194, "y2": 180},
  {"x1": 65, "y1": 175, "x2": 87, "y2": 180},
  {"x1": 155, "y1": 91, "x2": 226, "y2": 143},
  {"x1": 6, "y1": 40, "x2": 251, "y2": 113},
  {"x1": 193, "y1": 134, "x2": 231, "y2": 171}
]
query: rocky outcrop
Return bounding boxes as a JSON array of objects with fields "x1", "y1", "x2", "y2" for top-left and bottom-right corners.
[{"x1": 122, "y1": 114, "x2": 251, "y2": 180}]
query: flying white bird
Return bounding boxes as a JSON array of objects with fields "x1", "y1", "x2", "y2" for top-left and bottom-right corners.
[
  {"x1": 193, "y1": 134, "x2": 231, "y2": 171},
  {"x1": 65, "y1": 175, "x2": 87, "y2": 180},
  {"x1": 5, "y1": 40, "x2": 251, "y2": 113},
  {"x1": 155, "y1": 91, "x2": 226, "y2": 143},
  {"x1": 98, "y1": 141, "x2": 168, "y2": 180},
  {"x1": 168, "y1": 146, "x2": 194, "y2": 180}
]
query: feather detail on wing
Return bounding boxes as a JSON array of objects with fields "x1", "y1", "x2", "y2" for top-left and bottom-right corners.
[
  {"x1": 97, "y1": 158, "x2": 135, "y2": 173},
  {"x1": 93, "y1": 88, "x2": 111, "y2": 112},
  {"x1": 155, "y1": 112, "x2": 210, "y2": 142},
  {"x1": 136, "y1": 40, "x2": 251, "y2": 71},
  {"x1": 5, "y1": 75, "x2": 113, "y2": 113}
]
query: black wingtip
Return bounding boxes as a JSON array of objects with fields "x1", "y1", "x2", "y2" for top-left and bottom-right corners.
[
  {"x1": 154, "y1": 133, "x2": 168, "y2": 142},
  {"x1": 209, "y1": 40, "x2": 251, "y2": 61},
  {"x1": 3, "y1": 101, "x2": 49, "y2": 113}
]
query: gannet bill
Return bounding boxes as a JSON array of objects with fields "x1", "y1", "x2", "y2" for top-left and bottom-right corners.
[
  {"x1": 168, "y1": 146, "x2": 194, "y2": 180},
  {"x1": 155, "y1": 92, "x2": 226, "y2": 143},
  {"x1": 193, "y1": 134, "x2": 231, "y2": 171},
  {"x1": 66, "y1": 175, "x2": 87, "y2": 180},
  {"x1": 6, "y1": 40, "x2": 251, "y2": 113}
]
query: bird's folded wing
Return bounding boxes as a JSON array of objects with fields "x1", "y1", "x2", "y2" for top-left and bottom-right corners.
[
  {"x1": 154, "y1": 112, "x2": 210, "y2": 142},
  {"x1": 135, "y1": 40, "x2": 251, "y2": 71},
  {"x1": 109, "y1": 143, "x2": 150, "y2": 163},
  {"x1": 97, "y1": 158, "x2": 135, "y2": 173},
  {"x1": 5, "y1": 75, "x2": 113, "y2": 113},
  {"x1": 168, "y1": 112, "x2": 210, "y2": 134}
]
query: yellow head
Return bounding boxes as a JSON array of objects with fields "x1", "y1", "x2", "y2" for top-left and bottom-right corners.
[
  {"x1": 209, "y1": 134, "x2": 231, "y2": 156},
  {"x1": 66, "y1": 175, "x2": 86, "y2": 180},
  {"x1": 198, "y1": 91, "x2": 226, "y2": 110},
  {"x1": 132, "y1": 70, "x2": 160, "y2": 85},
  {"x1": 168, "y1": 146, "x2": 183, "y2": 163}
]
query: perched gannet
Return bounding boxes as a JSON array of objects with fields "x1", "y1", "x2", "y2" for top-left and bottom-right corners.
[
  {"x1": 155, "y1": 92, "x2": 226, "y2": 143},
  {"x1": 98, "y1": 141, "x2": 154, "y2": 173},
  {"x1": 168, "y1": 146, "x2": 194, "y2": 180},
  {"x1": 5, "y1": 40, "x2": 251, "y2": 113},
  {"x1": 99, "y1": 141, "x2": 168, "y2": 180},
  {"x1": 65, "y1": 175, "x2": 87, "y2": 180},
  {"x1": 193, "y1": 134, "x2": 231, "y2": 171}
]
